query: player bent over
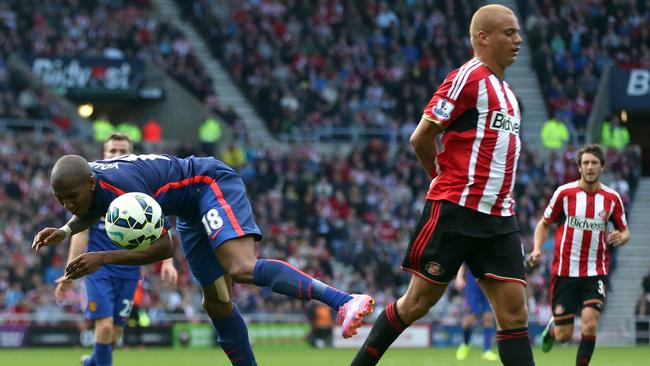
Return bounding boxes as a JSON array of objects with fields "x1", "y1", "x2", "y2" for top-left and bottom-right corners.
[
  {"x1": 55, "y1": 133, "x2": 178, "y2": 366},
  {"x1": 33, "y1": 153, "x2": 374, "y2": 366}
]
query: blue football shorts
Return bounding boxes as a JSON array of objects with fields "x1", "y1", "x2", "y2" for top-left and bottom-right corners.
[
  {"x1": 83, "y1": 275, "x2": 138, "y2": 326},
  {"x1": 177, "y1": 169, "x2": 262, "y2": 287}
]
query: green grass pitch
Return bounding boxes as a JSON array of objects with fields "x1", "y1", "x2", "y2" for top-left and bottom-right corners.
[{"x1": 2, "y1": 344, "x2": 650, "y2": 365}]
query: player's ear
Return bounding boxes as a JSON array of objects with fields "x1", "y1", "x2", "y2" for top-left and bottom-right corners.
[
  {"x1": 477, "y1": 30, "x2": 489, "y2": 45},
  {"x1": 88, "y1": 174, "x2": 96, "y2": 192}
]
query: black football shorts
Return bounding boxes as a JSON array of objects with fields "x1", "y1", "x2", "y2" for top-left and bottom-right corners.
[
  {"x1": 401, "y1": 200, "x2": 526, "y2": 285},
  {"x1": 550, "y1": 275, "x2": 607, "y2": 325}
]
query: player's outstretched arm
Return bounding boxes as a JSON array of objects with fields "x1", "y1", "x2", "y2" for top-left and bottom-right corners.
[
  {"x1": 64, "y1": 231, "x2": 174, "y2": 280},
  {"x1": 32, "y1": 215, "x2": 100, "y2": 252}
]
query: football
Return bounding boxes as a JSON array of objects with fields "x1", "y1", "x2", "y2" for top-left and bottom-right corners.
[{"x1": 104, "y1": 192, "x2": 164, "y2": 250}]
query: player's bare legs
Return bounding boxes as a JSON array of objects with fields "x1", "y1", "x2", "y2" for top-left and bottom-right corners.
[
  {"x1": 93, "y1": 317, "x2": 114, "y2": 344},
  {"x1": 214, "y1": 236, "x2": 257, "y2": 283},
  {"x1": 551, "y1": 306, "x2": 599, "y2": 339},
  {"x1": 479, "y1": 279, "x2": 534, "y2": 365},
  {"x1": 545, "y1": 305, "x2": 600, "y2": 365},
  {"x1": 553, "y1": 322, "x2": 575, "y2": 342},
  {"x1": 111, "y1": 326, "x2": 124, "y2": 346},
  {"x1": 576, "y1": 306, "x2": 600, "y2": 365},
  {"x1": 216, "y1": 236, "x2": 374, "y2": 338},
  {"x1": 581, "y1": 307, "x2": 600, "y2": 338},
  {"x1": 350, "y1": 275, "x2": 447, "y2": 365},
  {"x1": 201, "y1": 273, "x2": 234, "y2": 319},
  {"x1": 479, "y1": 279, "x2": 528, "y2": 329},
  {"x1": 201, "y1": 274, "x2": 257, "y2": 365},
  {"x1": 462, "y1": 313, "x2": 477, "y2": 333},
  {"x1": 541, "y1": 315, "x2": 572, "y2": 353},
  {"x1": 396, "y1": 276, "x2": 448, "y2": 323}
]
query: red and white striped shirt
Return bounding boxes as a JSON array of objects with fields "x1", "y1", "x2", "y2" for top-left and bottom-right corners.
[
  {"x1": 422, "y1": 58, "x2": 521, "y2": 216},
  {"x1": 543, "y1": 181, "x2": 628, "y2": 277}
]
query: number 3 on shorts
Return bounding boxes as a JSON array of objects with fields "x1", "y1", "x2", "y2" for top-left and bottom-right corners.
[
  {"x1": 598, "y1": 280, "x2": 605, "y2": 297},
  {"x1": 202, "y1": 208, "x2": 224, "y2": 236}
]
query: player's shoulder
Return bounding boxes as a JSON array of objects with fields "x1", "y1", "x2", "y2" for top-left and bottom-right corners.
[
  {"x1": 444, "y1": 58, "x2": 487, "y2": 83},
  {"x1": 555, "y1": 180, "x2": 581, "y2": 195},
  {"x1": 599, "y1": 183, "x2": 624, "y2": 200},
  {"x1": 438, "y1": 58, "x2": 488, "y2": 100}
]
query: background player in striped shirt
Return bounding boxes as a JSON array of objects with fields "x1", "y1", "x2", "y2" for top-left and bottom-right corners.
[
  {"x1": 529, "y1": 144, "x2": 630, "y2": 366},
  {"x1": 351, "y1": 4, "x2": 535, "y2": 366},
  {"x1": 54, "y1": 133, "x2": 178, "y2": 366}
]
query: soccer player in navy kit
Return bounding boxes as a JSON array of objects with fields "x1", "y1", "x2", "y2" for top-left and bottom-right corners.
[
  {"x1": 54, "y1": 134, "x2": 178, "y2": 366},
  {"x1": 33, "y1": 152, "x2": 374, "y2": 366}
]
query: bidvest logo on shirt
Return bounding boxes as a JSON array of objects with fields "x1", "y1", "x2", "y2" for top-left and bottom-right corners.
[
  {"x1": 567, "y1": 216, "x2": 606, "y2": 231},
  {"x1": 489, "y1": 111, "x2": 520, "y2": 135}
]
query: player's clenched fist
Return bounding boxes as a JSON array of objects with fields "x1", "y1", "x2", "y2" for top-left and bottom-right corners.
[
  {"x1": 528, "y1": 248, "x2": 542, "y2": 267},
  {"x1": 607, "y1": 230, "x2": 629, "y2": 247},
  {"x1": 32, "y1": 227, "x2": 66, "y2": 252}
]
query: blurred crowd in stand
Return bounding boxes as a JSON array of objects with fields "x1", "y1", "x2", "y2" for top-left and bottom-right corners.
[
  {"x1": 0, "y1": 0, "x2": 645, "y2": 334},
  {"x1": 0, "y1": 132, "x2": 640, "y2": 328}
]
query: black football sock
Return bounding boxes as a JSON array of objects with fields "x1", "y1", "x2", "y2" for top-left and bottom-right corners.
[
  {"x1": 350, "y1": 302, "x2": 408, "y2": 366},
  {"x1": 496, "y1": 327, "x2": 535, "y2": 366},
  {"x1": 463, "y1": 325, "x2": 472, "y2": 344},
  {"x1": 576, "y1": 334, "x2": 596, "y2": 365}
]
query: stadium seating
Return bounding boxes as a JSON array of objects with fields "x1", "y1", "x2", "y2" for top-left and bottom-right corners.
[
  {"x1": 0, "y1": 53, "x2": 52, "y2": 120},
  {"x1": 175, "y1": 0, "x2": 477, "y2": 136},
  {"x1": 516, "y1": 0, "x2": 649, "y2": 141},
  {"x1": 0, "y1": 0, "x2": 225, "y2": 122},
  {"x1": 0, "y1": 0, "x2": 645, "y2": 331}
]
